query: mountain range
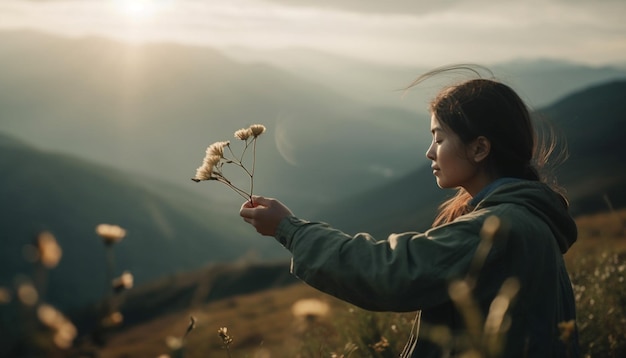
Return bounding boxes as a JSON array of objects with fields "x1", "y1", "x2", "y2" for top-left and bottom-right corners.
[
  {"x1": 1, "y1": 29, "x2": 625, "y2": 318},
  {"x1": 0, "y1": 135, "x2": 289, "y2": 312},
  {"x1": 3, "y1": 30, "x2": 626, "y2": 213}
]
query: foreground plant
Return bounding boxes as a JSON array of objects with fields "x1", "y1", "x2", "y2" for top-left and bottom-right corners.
[
  {"x1": 217, "y1": 326, "x2": 233, "y2": 357},
  {"x1": 93, "y1": 223, "x2": 131, "y2": 346},
  {"x1": 191, "y1": 124, "x2": 266, "y2": 204}
]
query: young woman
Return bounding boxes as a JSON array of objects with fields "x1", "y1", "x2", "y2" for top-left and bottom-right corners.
[{"x1": 240, "y1": 69, "x2": 579, "y2": 357}]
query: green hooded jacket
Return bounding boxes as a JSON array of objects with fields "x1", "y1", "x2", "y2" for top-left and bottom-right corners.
[{"x1": 274, "y1": 180, "x2": 579, "y2": 357}]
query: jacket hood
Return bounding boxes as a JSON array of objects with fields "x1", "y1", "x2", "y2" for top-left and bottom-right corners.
[{"x1": 474, "y1": 181, "x2": 578, "y2": 253}]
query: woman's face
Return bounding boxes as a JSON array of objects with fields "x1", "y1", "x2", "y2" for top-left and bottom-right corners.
[{"x1": 425, "y1": 115, "x2": 481, "y2": 194}]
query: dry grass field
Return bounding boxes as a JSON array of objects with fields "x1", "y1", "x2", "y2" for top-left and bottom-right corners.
[
  {"x1": 92, "y1": 210, "x2": 626, "y2": 358},
  {"x1": 3, "y1": 210, "x2": 624, "y2": 357}
]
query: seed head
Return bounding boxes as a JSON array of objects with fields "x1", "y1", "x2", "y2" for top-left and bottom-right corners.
[
  {"x1": 218, "y1": 326, "x2": 233, "y2": 346},
  {"x1": 112, "y1": 271, "x2": 134, "y2": 293},
  {"x1": 234, "y1": 128, "x2": 252, "y2": 140},
  {"x1": 249, "y1": 124, "x2": 266, "y2": 137},
  {"x1": 96, "y1": 224, "x2": 126, "y2": 245},
  {"x1": 37, "y1": 303, "x2": 77, "y2": 349},
  {"x1": 37, "y1": 231, "x2": 62, "y2": 268},
  {"x1": 207, "y1": 141, "x2": 230, "y2": 158}
]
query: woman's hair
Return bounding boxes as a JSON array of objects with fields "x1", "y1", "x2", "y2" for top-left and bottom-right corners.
[{"x1": 406, "y1": 65, "x2": 567, "y2": 226}]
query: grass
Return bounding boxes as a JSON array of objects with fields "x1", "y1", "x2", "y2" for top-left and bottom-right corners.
[
  {"x1": 3, "y1": 209, "x2": 625, "y2": 357},
  {"x1": 99, "y1": 281, "x2": 419, "y2": 357},
  {"x1": 93, "y1": 210, "x2": 626, "y2": 358}
]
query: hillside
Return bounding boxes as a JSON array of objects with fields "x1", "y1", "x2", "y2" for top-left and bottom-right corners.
[
  {"x1": 539, "y1": 80, "x2": 626, "y2": 213},
  {"x1": 0, "y1": 133, "x2": 285, "y2": 312},
  {"x1": 91, "y1": 210, "x2": 626, "y2": 358},
  {"x1": 0, "y1": 30, "x2": 425, "y2": 212}
]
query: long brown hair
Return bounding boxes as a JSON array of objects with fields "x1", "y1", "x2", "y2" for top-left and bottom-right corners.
[{"x1": 406, "y1": 65, "x2": 567, "y2": 226}]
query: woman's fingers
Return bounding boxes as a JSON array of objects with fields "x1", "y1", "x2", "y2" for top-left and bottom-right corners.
[{"x1": 239, "y1": 196, "x2": 292, "y2": 236}]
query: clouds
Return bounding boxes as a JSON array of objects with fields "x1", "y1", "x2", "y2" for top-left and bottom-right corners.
[
  {"x1": 0, "y1": 0, "x2": 625, "y2": 67},
  {"x1": 262, "y1": 0, "x2": 462, "y2": 15}
]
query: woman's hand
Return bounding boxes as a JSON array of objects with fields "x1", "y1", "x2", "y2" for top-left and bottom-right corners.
[{"x1": 239, "y1": 196, "x2": 294, "y2": 236}]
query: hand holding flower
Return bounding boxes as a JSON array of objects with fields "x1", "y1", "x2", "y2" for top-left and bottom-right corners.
[{"x1": 239, "y1": 196, "x2": 293, "y2": 236}]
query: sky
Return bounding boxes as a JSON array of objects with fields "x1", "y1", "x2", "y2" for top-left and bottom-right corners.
[{"x1": 1, "y1": 0, "x2": 625, "y2": 67}]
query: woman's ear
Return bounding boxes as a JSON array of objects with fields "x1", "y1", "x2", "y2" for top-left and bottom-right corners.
[{"x1": 470, "y1": 136, "x2": 491, "y2": 163}]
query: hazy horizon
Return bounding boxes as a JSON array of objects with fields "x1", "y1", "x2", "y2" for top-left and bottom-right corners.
[{"x1": 1, "y1": 0, "x2": 625, "y2": 67}]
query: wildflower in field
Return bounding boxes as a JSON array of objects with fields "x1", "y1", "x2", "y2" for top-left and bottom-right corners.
[
  {"x1": 96, "y1": 224, "x2": 126, "y2": 245},
  {"x1": 192, "y1": 124, "x2": 266, "y2": 204},
  {"x1": 112, "y1": 271, "x2": 134, "y2": 293},
  {"x1": 101, "y1": 311, "x2": 124, "y2": 327},
  {"x1": 37, "y1": 303, "x2": 77, "y2": 349},
  {"x1": 292, "y1": 298, "x2": 330, "y2": 322},
  {"x1": 218, "y1": 326, "x2": 233, "y2": 346},
  {"x1": 370, "y1": 336, "x2": 390, "y2": 353},
  {"x1": 166, "y1": 336, "x2": 183, "y2": 350},
  {"x1": 36, "y1": 231, "x2": 62, "y2": 268},
  {"x1": 17, "y1": 280, "x2": 38, "y2": 306}
]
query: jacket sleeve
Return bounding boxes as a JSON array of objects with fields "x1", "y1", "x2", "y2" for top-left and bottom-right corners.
[{"x1": 275, "y1": 215, "x2": 485, "y2": 312}]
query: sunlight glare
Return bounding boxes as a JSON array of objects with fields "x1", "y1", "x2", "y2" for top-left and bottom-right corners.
[{"x1": 114, "y1": 0, "x2": 159, "y2": 21}]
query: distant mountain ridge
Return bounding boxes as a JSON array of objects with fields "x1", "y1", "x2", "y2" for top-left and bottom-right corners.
[
  {"x1": 3, "y1": 30, "x2": 626, "y2": 215},
  {"x1": 314, "y1": 80, "x2": 626, "y2": 237},
  {"x1": 0, "y1": 29, "x2": 425, "y2": 213},
  {"x1": 0, "y1": 133, "x2": 285, "y2": 311}
]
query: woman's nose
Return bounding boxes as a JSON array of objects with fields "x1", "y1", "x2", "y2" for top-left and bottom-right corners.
[{"x1": 425, "y1": 142, "x2": 435, "y2": 160}]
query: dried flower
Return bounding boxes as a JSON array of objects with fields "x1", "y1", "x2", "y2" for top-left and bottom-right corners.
[
  {"x1": 165, "y1": 336, "x2": 183, "y2": 350},
  {"x1": 17, "y1": 281, "x2": 38, "y2": 306},
  {"x1": 249, "y1": 124, "x2": 266, "y2": 137},
  {"x1": 96, "y1": 224, "x2": 126, "y2": 245},
  {"x1": 234, "y1": 128, "x2": 252, "y2": 140},
  {"x1": 37, "y1": 231, "x2": 62, "y2": 268},
  {"x1": 192, "y1": 124, "x2": 267, "y2": 204},
  {"x1": 218, "y1": 326, "x2": 233, "y2": 346},
  {"x1": 112, "y1": 271, "x2": 134, "y2": 293},
  {"x1": 292, "y1": 298, "x2": 330, "y2": 321},
  {"x1": 37, "y1": 303, "x2": 77, "y2": 349},
  {"x1": 370, "y1": 336, "x2": 390, "y2": 353},
  {"x1": 207, "y1": 141, "x2": 230, "y2": 158}
]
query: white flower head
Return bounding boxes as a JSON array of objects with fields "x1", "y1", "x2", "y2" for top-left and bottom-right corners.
[
  {"x1": 191, "y1": 124, "x2": 267, "y2": 201},
  {"x1": 112, "y1": 271, "x2": 134, "y2": 292},
  {"x1": 292, "y1": 298, "x2": 330, "y2": 319},
  {"x1": 193, "y1": 163, "x2": 214, "y2": 182},
  {"x1": 37, "y1": 304, "x2": 77, "y2": 349},
  {"x1": 234, "y1": 128, "x2": 252, "y2": 140},
  {"x1": 96, "y1": 224, "x2": 126, "y2": 245},
  {"x1": 203, "y1": 154, "x2": 221, "y2": 167},
  {"x1": 207, "y1": 141, "x2": 230, "y2": 158},
  {"x1": 37, "y1": 231, "x2": 62, "y2": 268},
  {"x1": 248, "y1": 124, "x2": 266, "y2": 137}
]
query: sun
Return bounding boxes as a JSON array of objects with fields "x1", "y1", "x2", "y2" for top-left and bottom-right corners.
[{"x1": 114, "y1": 0, "x2": 159, "y2": 20}]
